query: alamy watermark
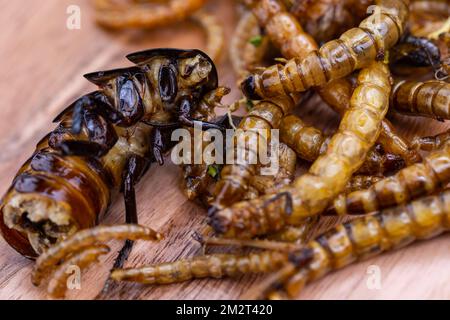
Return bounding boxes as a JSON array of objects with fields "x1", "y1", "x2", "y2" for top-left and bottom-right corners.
[
  {"x1": 66, "y1": 265, "x2": 82, "y2": 291},
  {"x1": 66, "y1": 5, "x2": 81, "y2": 30},
  {"x1": 366, "y1": 264, "x2": 382, "y2": 290}
]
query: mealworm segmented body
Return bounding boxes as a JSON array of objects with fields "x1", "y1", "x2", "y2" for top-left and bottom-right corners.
[
  {"x1": 210, "y1": 61, "x2": 392, "y2": 239},
  {"x1": 280, "y1": 114, "x2": 406, "y2": 175},
  {"x1": 391, "y1": 80, "x2": 450, "y2": 120},
  {"x1": 241, "y1": 0, "x2": 409, "y2": 100},
  {"x1": 286, "y1": 0, "x2": 374, "y2": 43},
  {"x1": 247, "y1": 0, "x2": 418, "y2": 170},
  {"x1": 258, "y1": 190, "x2": 450, "y2": 299},
  {"x1": 32, "y1": 224, "x2": 163, "y2": 287},
  {"x1": 47, "y1": 245, "x2": 110, "y2": 299},
  {"x1": 318, "y1": 77, "x2": 422, "y2": 165},
  {"x1": 325, "y1": 140, "x2": 450, "y2": 216},
  {"x1": 245, "y1": 0, "x2": 318, "y2": 62},
  {"x1": 111, "y1": 250, "x2": 290, "y2": 284},
  {"x1": 209, "y1": 96, "x2": 295, "y2": 211}
]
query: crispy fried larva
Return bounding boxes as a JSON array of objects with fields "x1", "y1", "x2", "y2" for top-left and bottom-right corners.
[
  {"x1": 280, "y1": 114, "x2": 406, "y2": 175},
  {"x1": 325, "y1": 141, "x2": 450, "y2": 216},
  {"x1": 255, "y1": 190, "x2": 450, "y2": 299},
  {"x1": 318, "y1": 77, "x2": 422, "y2": 165},
  {"x1": 241, "y1": 0, "x2": 408, "y2": 100},
  {"x1": 248, "y1": 142, "x2": 298, "y2": 197},
  {"x1": 229, "y1": 12, "x2": 270, "y2": 82},
  {"x1": 95, "y1": 0, "x2": 208, "y2": 29},
  {"x1": 244, "y1": 0, "x2": 318, "y2": 61},
  {"x1": 287, "y1": 0, "x2": 374, "y2": 43},
  {"x1": 111, "y1": 251, "x2": 289, "y2": 284},
  {"x1": 210, "y1": 61, "x2": 392, "y2": 238},
  {"x1": 32, "y1": 224, "x2": 163, "y2": 286},
  {"x1": 209, "y1": 96, "x2": 295, "y2": 211},
  {"x1": 47, "y1": 245, "x2": 110, "y2": 299},
  {"x1": 391, "y1": 80, "x2": 450, "y2": 120}
]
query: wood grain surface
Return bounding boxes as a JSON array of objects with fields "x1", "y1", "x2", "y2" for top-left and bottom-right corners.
[{"x1": 0, "y1": 0, "x2": 449, "y2": 300}]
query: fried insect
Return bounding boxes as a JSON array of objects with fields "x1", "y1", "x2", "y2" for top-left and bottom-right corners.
[
  {"x1": 244, "y1": 0, "x2": 317, "y2": 63},
  {"x1": 280, "y1": 114, "x2": 406, "y2": 175},
  {"x1": 182, "y1": 124, "x2": 298, "y2": 207},
  {"x1": 0, "y1": 48, "x2": 223, "y2": 258},
  {"x1": 210, "y1": 61, "x2": 392, "y2": 238},
  {"x1": 391, "y1": 80, "x2": 450, "y2": 120},
  {"x1": 254, "y1": 190, "x2": 450, "y2": 299},
  {"x1": 209, "y1": 95, "x2": 295, "y2": 211},
  {"x1": 241, "y1": 0, "x2": 409, "y2": 100},
  {"x1": 111, "y1": 250, "x2": 290, "y2": 284},
  {"x1": 390, "y1": 34, "x2": 441, "y2": 69},
  {"x1": 32, "y1": 224, "x2": 163, "y2": 287},
  {"x1": 229, "y1": 11, "x2": 270, "y2": 82},
  {"x1": 286, "y1": 0, "x2": 374, "y2": 43},
  {"x1": 325, "y1": 140, "x2": 450, "y2": 216},
  {"x1": 246, "y1": 0, "x2": 418, "y2": 170},
  {"x1": 318, "y1": 77, "x2": 422, "y2": 165},
  {"x1": 47, "y1": 245, "x2": 110, "y2": 299},
  {"x1": 95, "y1": 0, "x2": 208, "y2": 29}
]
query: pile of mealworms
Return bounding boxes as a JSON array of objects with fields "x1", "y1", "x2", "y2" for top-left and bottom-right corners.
[{"x1": 0, "y1": 0, "x2": 449, "y2": 299}]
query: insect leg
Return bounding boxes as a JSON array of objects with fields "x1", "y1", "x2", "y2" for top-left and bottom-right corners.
[
  {"x1": 178, "y1": 96, "x2": 226, "y2": 131},
  {"x1": 113, "y1": 155, "x2": 151, "y2": 270}
]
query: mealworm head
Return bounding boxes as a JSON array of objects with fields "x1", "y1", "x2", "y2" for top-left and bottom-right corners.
[{"x1": 241, "y1": 75, "x2": 262, "y2": 100}]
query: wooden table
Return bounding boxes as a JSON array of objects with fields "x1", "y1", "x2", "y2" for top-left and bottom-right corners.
[{"x1": 0, "y1": 0, "x2": 449, "y2": 300}]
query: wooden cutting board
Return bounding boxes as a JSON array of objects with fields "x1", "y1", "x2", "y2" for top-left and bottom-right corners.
[{"x1": 0, "y1": 0, "x2": 449, "y2": 300}]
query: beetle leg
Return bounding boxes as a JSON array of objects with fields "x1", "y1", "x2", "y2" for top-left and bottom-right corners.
[
  {"x1": 178, "y1": 96, "x2": 225, "y2": 131},
  {"x1": 113, "y1": 155, "x2": 151, "y2": 270}
]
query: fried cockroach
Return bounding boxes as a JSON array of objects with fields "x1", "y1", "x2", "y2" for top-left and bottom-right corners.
[
  {"x1": 0, "y1": 48, "x2": 223, "y2": 258},
  {"x1": 280, "y1": 114, "x2": 406, "y2": 175},
  {"x1": 391, "y1": 80, "x2": 450, "y2": 120},
  {"x1": 324, "y1": 140, "x2": 450, "y2": 216},
  {"x1": 241, "y1": 0, "x2": 409, "y2": 100},
  {"x1": 252, "y1": 190, "x2": 450, "y2": 299},
  {"x1": 210, "y1": 61, "x2": 392, "y2": 239},
  {"x1": 318, "y1": 77, "x2": 422, "y2": 165},
  {"x1": 32, "y1": 224, "x2": 163, "y2": 287},
  {"x1": 111, "y1": 250, "x2": 290, "y2": 285},
  {"x1": 208, "y1": 95, "x2": 295, "y2": 212},
  {"x1": 95, "y1": 0, "x2": 208, "y2": 30}
]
